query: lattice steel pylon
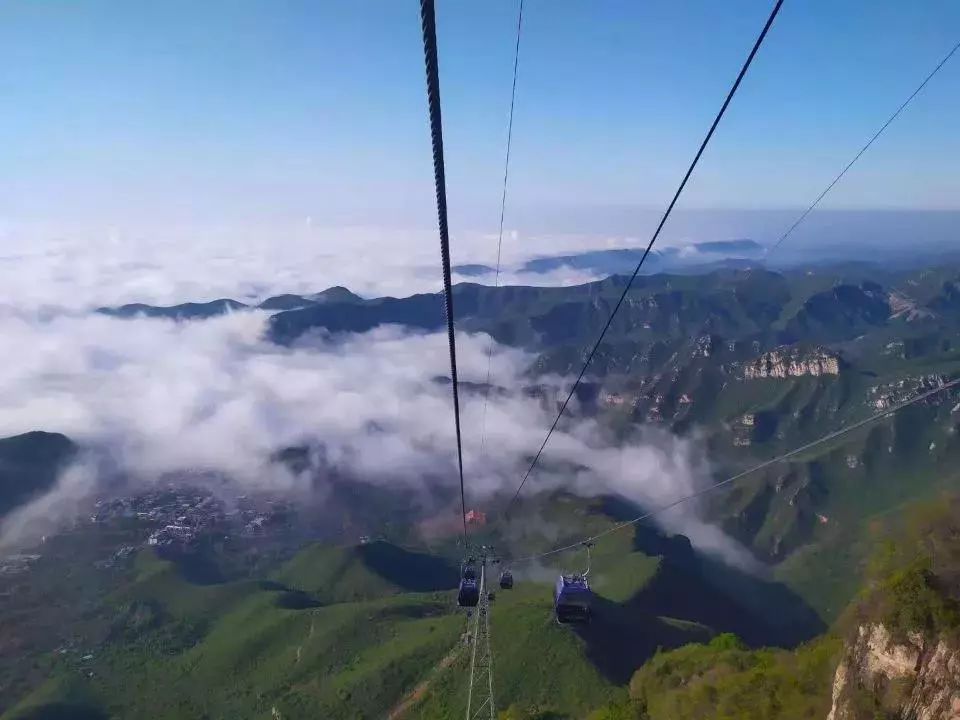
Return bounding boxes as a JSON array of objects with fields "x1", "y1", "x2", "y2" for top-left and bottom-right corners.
[{"x1": 464, "y1": 559, "x2": 496, "y2": 720}]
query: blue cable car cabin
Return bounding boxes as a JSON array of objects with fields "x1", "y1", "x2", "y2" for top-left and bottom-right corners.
[
  {"x1": 458, "y1": 563, "x2": 480, "y2": 607},
  {"x1": 554, "y1": 574, "x2": 591, "y2": 624},
  {"x1": 499, "y1": 569, "x2": 514, "y2": 589}
]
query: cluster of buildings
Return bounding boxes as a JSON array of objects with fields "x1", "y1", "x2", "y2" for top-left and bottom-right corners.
[
  {"x1": 90, "y1": 488, "x2": 227, "y2": 550},
  {"x1": 89, "y1": 487, "x2": 295, "y2": 552},
  {"x1": 0, "y1": 553, "x2": 41, "y2": 576},
  {"x1": 868, "y1": 373, "x2": 950, "y2": 411},
  {"x1": 91, "y1": 488, "x2": 222, "y2": 526}
]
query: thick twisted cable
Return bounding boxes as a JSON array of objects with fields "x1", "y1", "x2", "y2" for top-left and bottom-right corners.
[{"x1": 420, "y1": 0, "x2": 469, "y2": 543}]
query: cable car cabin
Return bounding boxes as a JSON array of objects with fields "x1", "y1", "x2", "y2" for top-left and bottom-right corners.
[
  {"x1": 554, "y1": 574, "x2": 591, "y2": 624},
  {"x1": 499, "y1": 570, "x2": 514, "y2": 589},
  {"x1": 458, "y1": 564, "x2": 480, "y2": 608},
  {"x1": 458, "y1": 576, "x2": 479, "y2": 607}
]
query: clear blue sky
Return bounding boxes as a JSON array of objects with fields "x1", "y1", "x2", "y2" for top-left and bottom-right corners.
[{"x1": 1, "y1": 0, "x2": 958, "y2": 234}]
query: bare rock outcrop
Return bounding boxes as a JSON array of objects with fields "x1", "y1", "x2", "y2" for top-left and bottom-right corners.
[
  {"x1": 827, "y1": 624, "x2": 960, "y2": 720},
  {"x1": 744, "y1": 346, "x2": 840, "y2": 380}
]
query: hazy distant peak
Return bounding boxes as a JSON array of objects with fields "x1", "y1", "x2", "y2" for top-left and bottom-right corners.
[
  {"x1": 97, "y1": 298, "x2": 248, "y2": 320},
  {"x1": 453, "y1": 263, "x2": 497, "y2": 277},
  {"x1": 680, "y1": 239, "x2": 762, "y2": 253},
  {"x1": 310, "y1": 286, "x2": 362, "y2": 303}
]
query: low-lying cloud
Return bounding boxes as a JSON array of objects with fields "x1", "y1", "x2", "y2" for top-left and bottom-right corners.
[{"x1": 0, "y1": 307, "x2": 751, "y2": 566}]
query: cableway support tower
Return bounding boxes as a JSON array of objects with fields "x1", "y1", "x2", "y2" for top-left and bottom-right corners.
[{"x1": 465, "y1": 559, "x2": 496, "y2": 720}]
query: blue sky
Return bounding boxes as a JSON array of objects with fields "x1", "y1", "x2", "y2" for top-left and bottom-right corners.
[{"x1": 1, "y1": 0, "x2": 958, "y2": 236}]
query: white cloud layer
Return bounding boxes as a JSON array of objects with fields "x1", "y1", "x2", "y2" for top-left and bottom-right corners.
[
  {"x1": 0, "y1": 308, "x2": 752, "y2": 566},
  {"x1": 0, "y1": 224, "x2": 628, "y2": 311}
]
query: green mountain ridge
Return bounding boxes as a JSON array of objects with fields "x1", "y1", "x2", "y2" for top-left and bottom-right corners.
[
  {"x1": 0, "y1": 432, "x2": 76, "y2": 519},
  {"x1": 97, "y1": 298, "x2": 249, "y2": 320},
  {"x1": 271, "y1": 540, "x2": 458, "y2": 603},
  {"x1": 1, "y1": 497, "x2": 825, "y2": 720},
  {"x1": 4, "y1": 490, "x2": 960, "y2": 719}
]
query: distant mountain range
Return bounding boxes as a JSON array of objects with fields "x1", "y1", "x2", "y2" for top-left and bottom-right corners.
[
  {"x1": 453, "y1": 239, "x2": 766, "y2": 278},
  {"x1": 97, "y1": 286, "x2": 362, "y2": 320}
]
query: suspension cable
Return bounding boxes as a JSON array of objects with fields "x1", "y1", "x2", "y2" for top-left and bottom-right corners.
[
  {"x1": 478, "y1": 0, "x2": 525, "y2": 470},
  {"x1": 501, "y1": 0, "x2": 785, "y2": 517},
  {"x1": 507, "y1": 377, "x2": 960, "y2": 565},
  {"x1": 420, "y1": 0, "x2": 469, "y2": 544},
  {"x1": 502, "y1": 35, "x2": 960, "y2": 554},
  {"x1": 769, "y1": 38, "x2": 960, "y2": 255}
]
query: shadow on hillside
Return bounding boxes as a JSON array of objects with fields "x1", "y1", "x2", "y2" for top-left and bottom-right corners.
[
  {"x1": 159, "y1": 548, "x2": 226, "y2": 585},
  {"x1": 570, "y1": 498, "x2": 826, "y2": 684},
  {"x1": 377, "y1": 600, "x2": 450, "y2": 621},
  {"x1": 627, "y1": 551, "x2": 824, "y2": 647},
  {"x1": 630, "y1": 525, "x2": 823, "y2": 646},
  {"x1": 573, "y1": 597, "x2": 712, "y2": 684},
  {"x1": 573, "y1": 557, "x2": 824, "y2": 684},
  {"x1": 274, "y1": 589, "x2": 323, "y2": 609},
  {"x1": 597, "y1": 497, "x2": 823, "y2": 637},
  {"x1": 357, "y1": 541, "x2": 458, "y2": 592}
]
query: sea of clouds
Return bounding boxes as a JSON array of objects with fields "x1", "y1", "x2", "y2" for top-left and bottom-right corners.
[
  {"x1": 0, "y1": 225, "x2": 755, "y2": 566},
  {"x1": 0, "y1": 223, "x2": 622, "y2": 311}
]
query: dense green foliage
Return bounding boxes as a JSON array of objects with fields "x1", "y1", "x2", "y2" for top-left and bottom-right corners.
[
  {"x1": 5, "y1": 549, "x2": 463, "y2": 720},
  {"x1": 850, "y1": 497, "x2": 960, "y2": 642},
  {"x1": 626, "y1": 635, "x2": 841, "y2": 720},
  {"x1": 877, "y1": 558, "x2": 960, "y2": 639},
  {"x1": 412, "y1": 544, "x2": 706, "y2": 719},
  {"x1": 581, "y1": 498, "x2": 960, "y2": 720},
  {"x1": 7, "y1": 496, "x2": 960, "y2": 720}
]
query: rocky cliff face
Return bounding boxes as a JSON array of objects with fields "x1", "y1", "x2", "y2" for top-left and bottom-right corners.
[
  {"x1": 827, "y1": 623, "x2": 960, "y2": 720},
  {"x1": 744, "y1": 346, "x2": 840, "y2": 380}
]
